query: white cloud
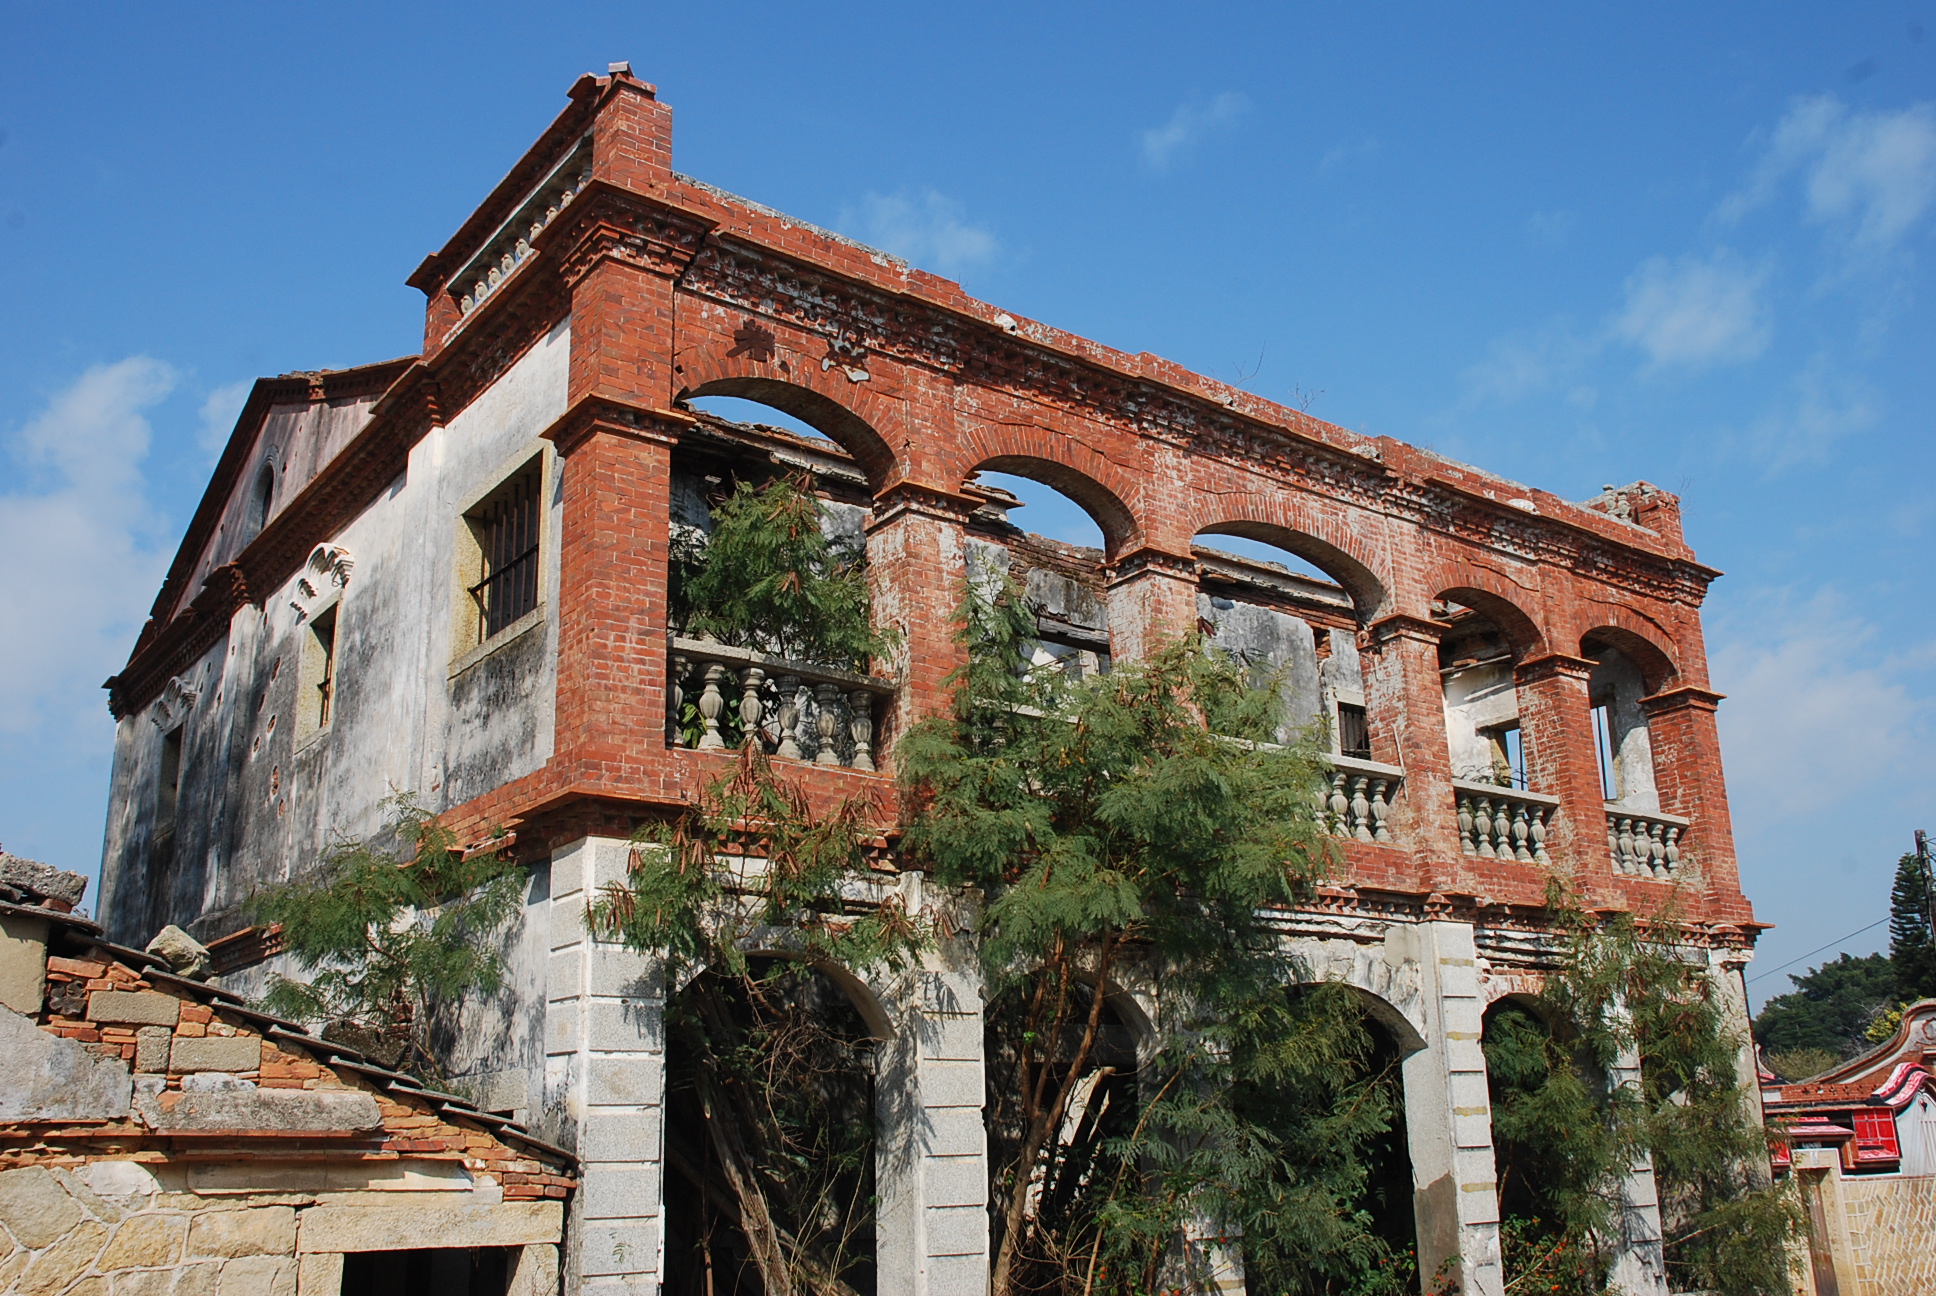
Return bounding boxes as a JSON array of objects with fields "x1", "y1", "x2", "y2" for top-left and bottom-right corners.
[
  {"x1": 1140, "y1": 92, "x2": 1249, "y2": 170},
  {"x1": 841, "y1": 189, "x2": 999, "y2": 278},
  {"x1": 1458, "y1": 323, "x2": 1595, "y2": 404},
  {"x1": 1610, "y1": 249, "x2": 1772, "y2": 369},
  {"x1": 1712, "y1": 593, "x2": 1932, "y2": 830},
  {"x1": 196, "y1": 380, "x2": 250, "y2": 457},
  {"x1": 1719, "y1": 96, "x2": 1936, "y2": 258},
  {"x1": 0, "y1": 358, "x2": 176, "y2": 736}
]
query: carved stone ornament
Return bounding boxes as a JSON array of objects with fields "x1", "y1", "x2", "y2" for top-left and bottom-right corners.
[
  {"x1": 151, "y1": 675, "x2": 201, "y2": 730},
  {"x1": 289, "y1": 544, "x2": 354, "y2": 620}
]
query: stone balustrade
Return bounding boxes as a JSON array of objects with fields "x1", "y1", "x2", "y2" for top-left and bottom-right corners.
[
  {"x1": 1324, "y1": 755, "x2": 1405, "y2": 843},
  {"x1": 1606, "y1": 805, "x2": 1689, "y2": 879},
  {"x1": 669, "y1": 636, "x2": 893, "y2": 771},
  {"x1": 1453, "y1": 781, "x2": 1558, "y2": 864}
]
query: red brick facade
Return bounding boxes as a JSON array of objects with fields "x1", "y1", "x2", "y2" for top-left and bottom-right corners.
[{"x1": 110, "y1": 66, "x2": 1757, "y2": 935}]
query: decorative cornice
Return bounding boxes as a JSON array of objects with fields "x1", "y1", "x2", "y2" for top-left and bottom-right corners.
[
  {"x1": 1365, "y1": 613, "x2": 1444, "y2": 647},
  {"x1": 865, "y1": 482, "x2": 981, "y2": 529},
  {"x1": 547, "y1": 181, "x2": 716, "y2": 288},
  {"x1": 1105, "y1": 544, "x2": 1198, "y2": 585}
]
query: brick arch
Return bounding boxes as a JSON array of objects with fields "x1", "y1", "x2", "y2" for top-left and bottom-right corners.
[
  {"x1": 1578, "y1": 617, "x2": 1680, "y2": 693},
  {"x1": 676, "y1": 352, "x2": 902, "y2": 489},
  {"x1": 959, "y1": 424, "x2": 1145, "y2": 557},
  {"x1": 1190, "y1": 499, "x2": 1392, "y2": 620},
  {"x1": 1433, "y1": 578, "x2": 1548, "y2": 659}
]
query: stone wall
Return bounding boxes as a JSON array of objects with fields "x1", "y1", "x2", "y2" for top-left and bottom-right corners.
[
  {"x1": 0, "y1": 1162, "x2": 563, "y2": 1296},
  {"x1": 1838, "y1": 1174, "x2": 1936, "y2": 1296}
]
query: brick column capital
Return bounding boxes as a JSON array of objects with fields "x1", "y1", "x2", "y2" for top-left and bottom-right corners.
[
  {"x1": 540, "y1": 395, "x2": 691, "y2": 456},
  {"x1": 1105, "y1": 544, "x2": 1198, "y2": 589},
  {"x1": 1365, "y1": 613, "x2": 1445, "y2": 648},
  {"x1": 543, "y1": 181, "x2": 716, "y2": 288},
  {"x1": 1639, "y1": 685, "x2": 1725, "y2": 716},
  {"x1": 868, "y1": 482, "x2": 980, "y2": 531},
  {"x1": 1514, "y1": 652, "x2": 1596, "y2": 687}
]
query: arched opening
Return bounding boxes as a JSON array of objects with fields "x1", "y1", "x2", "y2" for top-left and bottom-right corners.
[
  {"x1": 983, "y1": 977, "x2": 1143, "y2": 1292},
  {"x1": 1482, "y1": 996, "x2": 1606, "y2": 1293},
  {"x1": 663, "y1": 956, "x2": 880, "y2": 1296},
  {"x1": 1581, "y1": 634, "x2": 1664, "y2": 813},
  {"x1": 1191, "y1": 527, "x2": 1370, "y2": 753},
  {"x1": 680, "y1": 377, "x2": 896, "y2": 487},
  {"x1": 1235, "y1": 982, "x2": 1418, "y2": 1292},
  {"x1": 1436, "y1": 596, "x2": 1533, "y2": 791},
  {"x1": 243, "y1": 460, "x2": 275, "y2": 542},
  {"x1": 965, "y1": 468, "x2": 1120, "y2": 684},
  {"x1": 665, "y1": 393, "x2": 889, "y2": 769}
]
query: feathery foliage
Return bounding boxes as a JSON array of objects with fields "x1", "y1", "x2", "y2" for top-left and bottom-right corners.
[
  {"x1": 900, "y1": 573, "x2": 1417, "y2": 1295},
  {"x1": 1485, "y1": 885, "x2": 1800, "y2": 1296},
  {"x1": 1751, "y1": 951, "x2": 1897, "y2": 1060},
  {"x1": 247, "y1": 793, "x2": 522, "y2": 1078},
  {"x1": 676, "y1": 471, "x2": 887, "y2": 671}
]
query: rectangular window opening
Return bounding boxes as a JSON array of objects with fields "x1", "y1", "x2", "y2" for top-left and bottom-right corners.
[
  {"x1": 339, "y1": 1246, "x2": 512, "y2": 1296},
  {"x1": 1337, "y1": 703, "x2": 1371, "y2": 760},
  {"x1": 1591, "y1": 700, "x2": 1618, "y2": 800},
  {"x1": 156, "y1": 726, "x2": 183, "y2": 837},
  {"x1": 1488, "y1": 723, "x2": 1527, "y2": 791},
  {"x1": 314, "y1": 607, "x2": 338, "y2": 731},
  {"x1": 468, "y1": 463, "x2": 542, "y2": 643}
]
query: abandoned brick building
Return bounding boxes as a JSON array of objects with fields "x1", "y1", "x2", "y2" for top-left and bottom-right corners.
[{"x1": 86, "y1": 64, "x2": 1764, "y2": 1296}]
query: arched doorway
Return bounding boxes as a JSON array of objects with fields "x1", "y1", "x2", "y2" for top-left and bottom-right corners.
[{"x1": 662, "y1": 957, "x2": 882, "y2": 1296}]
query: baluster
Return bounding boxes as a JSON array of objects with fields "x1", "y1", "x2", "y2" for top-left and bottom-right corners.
[
  {"x1": 670, "y1": 653, "x2": 690, "y2": 747},
  {"x1": 1647, "y1": 821, "x2": 1668, "y2": 878},
  {"x1": 848, "y1": 690, "x2": 875, "y2": 771},
  {"x1": 1474, "y1": 796, "x2": 1496, "y2": 858},
  {"x1": 775, "y1": 675, "x2": 804, "y2": 760},
  {"x1": 1530, "y1": 807, "x2": 1550, "y2": 864},
  {"x1": 696, "y1": 664, "x2": 728, "y2": 750},
  {"x1": 1350, "y1": 776, "x2": 1372, "y2": 842},
  {"x1": 1663, "y1": 825, "x2": 1682, "y2": 873},
  {"x1": 1494, "y1": 801, "x2": 1514, "y2": 858},
  {"x1": 1457, "y1": 794, "x2": 1476, "y2": 856},
  {"x1": 738, "y1": 667, "x2": 766, "y2": 750},
  {"x1": 1369, "y1": 779, "x2": 1393, "y2": 843},
  {"x1": 1330, "y1": 774, "x2": 1351, "y2": 836},
  {"x1": 1511, "y1": 803, "x2": 1533, "y2": 861},
  {"x1": 1607, "y1": 813, "x2": 1622, "y2": 873},
  {"x1": 1617, "y1": 817, "x2": 1636, "y2": 874},
  {"x1": 814, "y1": 682, "x2": 842, "y2": 766}
]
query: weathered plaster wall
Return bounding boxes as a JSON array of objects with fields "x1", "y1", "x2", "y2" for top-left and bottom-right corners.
[
  {"x1": 1588, "y1": 647, "x2": 1660, "y2": 811},
  {"x1": 1442, "y1": 662, "x2": 1517, "y2": 785},
  {"x1": 99, "y1": 323, "x2": 569, "y2": 945}
]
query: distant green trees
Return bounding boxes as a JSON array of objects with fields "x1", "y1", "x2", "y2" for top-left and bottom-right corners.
[{"x1": 1888, "y1": 849, "x2": 1936, "y2": 1001}]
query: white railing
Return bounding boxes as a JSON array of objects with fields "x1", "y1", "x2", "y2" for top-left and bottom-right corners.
[
  {"x1": 1606, "y1": 806, "x2": 1688, "y2": 879},
  {"x1": 1324, "y1": 756, "x2": 1405, "y2": 843},
  {"x1": 1454, "y1": 781, "x2": 1558, "y2": 864},
  {"x1": 669, "y1": 636, "x2": 893, "y2": 771}
]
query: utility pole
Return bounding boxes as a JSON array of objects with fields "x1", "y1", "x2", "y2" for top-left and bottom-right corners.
[{"x1": 1920, "y1": 829, "x2": 1934, "y2": 939}]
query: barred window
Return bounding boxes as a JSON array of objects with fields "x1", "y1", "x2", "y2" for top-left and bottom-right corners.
[
  {"x1": 467, "y1": 464, "x2": 542, "y2": 642},
  {"x1": 1337, "y1": 703, "x2": 1371, "y2": 760}
]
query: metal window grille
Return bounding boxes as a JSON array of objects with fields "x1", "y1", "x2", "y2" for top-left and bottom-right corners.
[
  {"x1": 1337, "y1": 703, "x2": 1371, "y2": 759},
  {"x1": 469, "y1": 466, "x2": 541, "y2": 641}
]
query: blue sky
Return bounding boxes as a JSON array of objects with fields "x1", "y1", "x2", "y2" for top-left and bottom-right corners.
[{"x1": 1, "y1": 3, "x2": 1930, "y2": 1005}]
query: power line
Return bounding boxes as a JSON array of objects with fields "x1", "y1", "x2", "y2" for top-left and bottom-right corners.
[{"x1": 1746, "y1": 918, "x2": 1889, "y2": 985}]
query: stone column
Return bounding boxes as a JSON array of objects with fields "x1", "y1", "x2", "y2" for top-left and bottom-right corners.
[
  {"x1": 1606, "y1": 1038, "x2": 1669, "y2": 1296},
  {"x1": 866, "y1": 485, "x2": 974, "y2": 755},
  {"x1": 1514, "y1": 653, "x2": 1612, "y2": 899},
  {"x1": 1363, "y1": 615, "x2": 1461, "y2": 879},
  {"x1": 1386, "y1": 918, "x2": 1504, "y2": 1296},
  {"x1": 1103, "y1": 546, "x2": 1199, "y2": 663},
  {"x1": 1641, "y1": 687, "x2": 1748, "y2": 919},
  {"x1": 875, "y1": 873, "x2": 991, "y2": 1296},
  {"x1": 546, "y1": 835, "x2": 666, "y2": 1296}
]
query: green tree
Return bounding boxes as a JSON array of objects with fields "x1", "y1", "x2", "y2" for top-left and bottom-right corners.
[
  {"x1": 1889, "y1": 849, "x2": 1936, "y2": 1001},
  {"x1": 247, "y1": 793, "x2": 523, "y2": 1077},
  {"x1": 676, "y1": 472, "x2": 886, "y2": 671},
  {"x1": 1751, "y1": 952, "x2": 1897, "y2": 1059},
  {"x1": 898, "y1": 575, "x2": 1408, "y2": 1296},
  {"x1": 1485, "y1": 889, "x2": 1800, "y2": 1296}
]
